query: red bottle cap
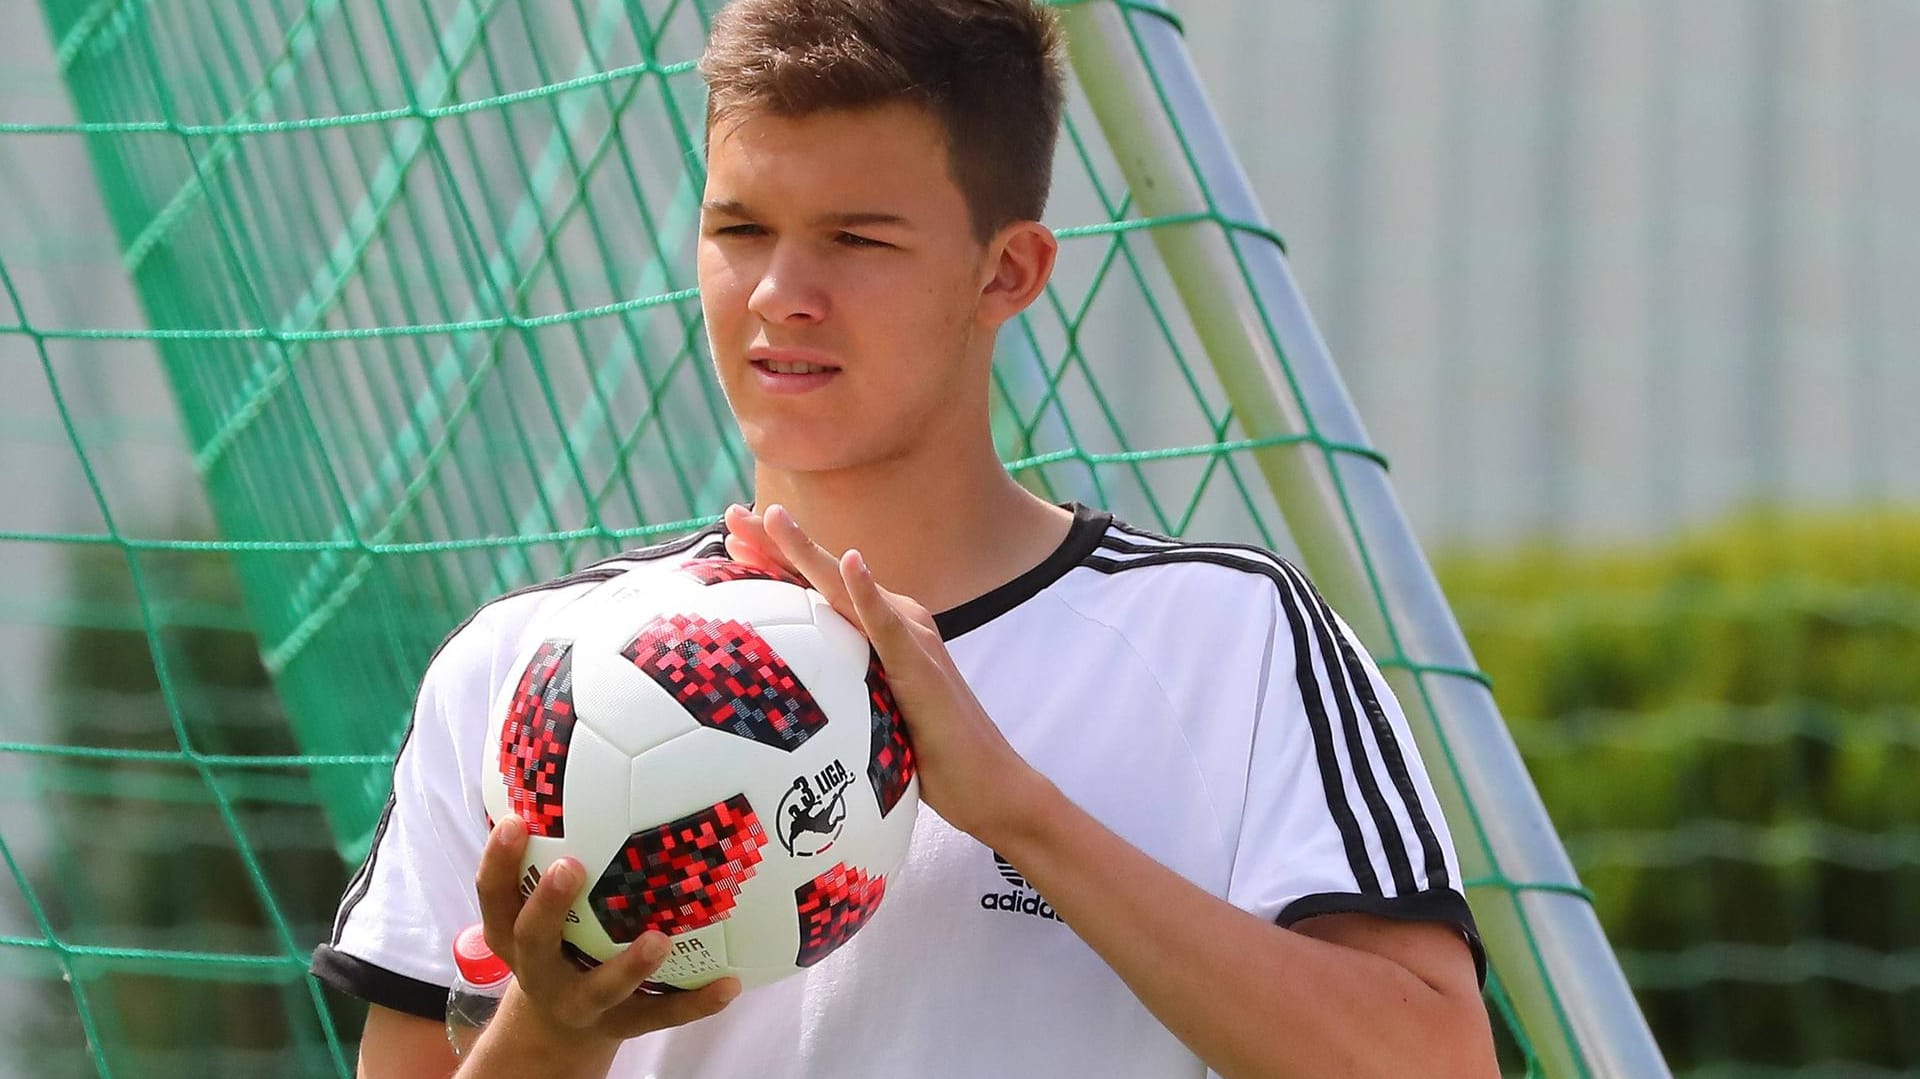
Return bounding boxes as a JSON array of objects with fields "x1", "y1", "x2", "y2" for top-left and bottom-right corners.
[{"x1": 452, "y1": 923, "x2": 512, "y2": 988}]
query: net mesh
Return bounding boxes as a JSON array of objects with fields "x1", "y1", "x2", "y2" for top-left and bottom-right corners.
[{"x1": 5, "y1": 0, "x2": 1904, "y2": 1075}]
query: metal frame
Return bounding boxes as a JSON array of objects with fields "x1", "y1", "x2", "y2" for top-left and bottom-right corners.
[{"x1": 1058, "y1": 3, "x2": 1670, "y2": 1075}]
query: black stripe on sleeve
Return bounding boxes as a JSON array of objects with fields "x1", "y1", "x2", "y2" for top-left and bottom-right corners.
[
  {"x1": 310, "y1": 943, "x2": 451, "y2": 1020},
  {"x1": 1082, "y1": 548, "x2": 1382, "y2": 896},
  {"x1": 1289, "y1": 567, "x2": 1451, "y2": 891},
  {"x1": 1084, "y1": 536, "x2": 1448, "y2": 898},
  {"x1": 1271, "y1": 563, "x2": 1418, "y2": 895},
  {"x1": 1278, "y1": 888, "x2": 1487, "y2": 989},
  {"x1": 330, "y1": 758, "x2": 405, "y2": 945}
]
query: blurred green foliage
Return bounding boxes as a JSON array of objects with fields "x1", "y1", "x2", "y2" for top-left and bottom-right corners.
[
  {"x1": 1441, "y1": 511, "x2": 1920, "y2": 1074},
  {"x1": 13, "y1": 543, "x2": 358, "y2": 1077}
]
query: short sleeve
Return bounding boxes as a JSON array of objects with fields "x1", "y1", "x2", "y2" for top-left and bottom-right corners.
[
  {"x1": 310, "y1": 613, "x2": 501, "y2": 1020},
  {"x1": 1223, "y1": 561, "x2": 1485, "y2": 986}
]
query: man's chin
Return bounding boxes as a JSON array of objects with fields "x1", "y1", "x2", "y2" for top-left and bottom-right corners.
[{"x1": 741, "y1": 429, "x2": 870, "y2": 475}]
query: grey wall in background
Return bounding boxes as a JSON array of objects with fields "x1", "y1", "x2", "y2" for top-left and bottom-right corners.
[{"x1": 1179, "y1": 0, "x2": 1919, "y2": 548}]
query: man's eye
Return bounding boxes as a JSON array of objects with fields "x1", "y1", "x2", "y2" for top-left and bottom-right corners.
[
  {"x1": 836, "y1": 232, "x2": 889, "y2": 249},
  {"x1": 714, "y1": 223, "x2": 765, "y2": 237}
]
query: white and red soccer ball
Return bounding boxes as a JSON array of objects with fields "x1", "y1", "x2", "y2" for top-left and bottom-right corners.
[{"x1": 481, "y1": 557, "x2": 919, "y2": 991}]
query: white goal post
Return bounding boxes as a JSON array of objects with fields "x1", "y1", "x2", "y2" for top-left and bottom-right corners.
[{"x1": 1058, "y1": 3, "x2": 1670, "y2": 1075}]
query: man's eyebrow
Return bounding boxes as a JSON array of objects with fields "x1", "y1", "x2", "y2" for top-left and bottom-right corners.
[
  {"x1": 701, "y1": 200, "x2": 911, "y2": 229},
  {"x1": 813, "y1": 210, "x2": 911, "y2": 228}
]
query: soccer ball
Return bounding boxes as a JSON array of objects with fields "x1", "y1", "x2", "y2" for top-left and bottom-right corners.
[{"x1": 481, "y1": 557, "x2": 919, "y2": 991}]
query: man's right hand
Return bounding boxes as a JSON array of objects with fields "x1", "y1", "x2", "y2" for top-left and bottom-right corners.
[{"x1": 464, "y1": 814, "x2": 741, "y2": 1070}]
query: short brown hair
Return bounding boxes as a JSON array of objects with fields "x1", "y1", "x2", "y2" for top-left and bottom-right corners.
[{"x1": 698, "y1": 0, "x2": 1067, "y2": 241}]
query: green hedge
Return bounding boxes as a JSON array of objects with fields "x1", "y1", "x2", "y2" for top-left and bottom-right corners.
[{"x1": 1439, "y1": 511, "x2": 1920, "y2": 1074}]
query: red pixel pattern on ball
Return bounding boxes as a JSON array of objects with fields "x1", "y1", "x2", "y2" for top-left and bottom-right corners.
[
  {"x1": 679, "y1": 556, "x2": 805, "y2": 588},
  {"x1": 794, "y1": 863, "x2": 887, "y2": 967},
  {"x1": 622, "y1": 614, "x2": 829, "y2": 751},
  {"x1": 865, "y1": 653, "x2": 916, "y2": 817},
  {"x1": 589, "y1": 794, "x2": 767, "y2": 942},
  {"x1": 498, "y1": 639, "x2": 577, "y2": 837}
]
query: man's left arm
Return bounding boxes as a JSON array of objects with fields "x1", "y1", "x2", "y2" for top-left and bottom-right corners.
[
  {"x1": 985, "y1": 768, "x2": 1495, "y2": 1078},
  {"x1": 728, "y1": 504, "x2": 1497, "y2": 1079}
]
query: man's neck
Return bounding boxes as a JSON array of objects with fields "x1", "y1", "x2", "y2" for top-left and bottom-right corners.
[{"x1": 750, "y1": 439, "x2": 1075, "y2": 619}]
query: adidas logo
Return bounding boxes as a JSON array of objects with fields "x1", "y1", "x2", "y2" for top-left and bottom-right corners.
[{"x1": 980, "y1": 852, "x2": 1064, "y2": 924}]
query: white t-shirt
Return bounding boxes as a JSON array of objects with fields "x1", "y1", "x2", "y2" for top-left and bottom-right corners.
[{"x1": 312, "y1": 504, "x2": 1482, "y2": 1077}]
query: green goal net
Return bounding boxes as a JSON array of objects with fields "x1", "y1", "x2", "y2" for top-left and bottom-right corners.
[{"x1": 0, "y1": 0, "x2": 1697, "y2": 1075}]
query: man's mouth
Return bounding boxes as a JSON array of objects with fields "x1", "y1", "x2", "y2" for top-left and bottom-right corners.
[
  {"x1": 754, "y1": 359, "x2": 839, "y2": 375},
  {"x1": 748, "y1": 351, "x2": 842, "y2": 394}
]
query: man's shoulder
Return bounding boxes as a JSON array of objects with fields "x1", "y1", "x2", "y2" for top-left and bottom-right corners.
[
  {"x1": 1066, "y1": 515, "x2": 1300, "y2": 619},
  {"x1": 1019, "y1": 516, "x2": 1305, "y2": 694}
]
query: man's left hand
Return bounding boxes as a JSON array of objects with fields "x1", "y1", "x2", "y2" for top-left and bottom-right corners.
[{"x1": 722, "y1": 503, "x2": 1046, "y2": 844}]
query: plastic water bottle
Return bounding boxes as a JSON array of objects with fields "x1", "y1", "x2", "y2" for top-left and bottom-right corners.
[{"x1": 446, "y1": 923, "x2": 513, "y2": 1058}]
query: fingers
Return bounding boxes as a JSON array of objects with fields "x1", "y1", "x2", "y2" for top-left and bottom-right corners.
[
  {"x1": 600, "y1": 975, "x2": 744, "y2": 1039},
  {"x1": 764, "y1": 505, "x2": 847, "y2": 591},
  {"x1": 584, "y1": 934, "x2": 741, "y2": 1037},
  {"x1": 839, "y1": 549, "x2": 904, "y2": 646},
  {"x1": 840, "y1": 548, "x2": 941, "y2": 658},
  {"x1": 738, "y1": 504, "x2": 858, "y2": 622},
  {"x1": 733, "y1": 505, "x2": 939, "y2": 653},
  {"x1": 722, "y1": 506, "x2": 794, "y2": 576},
  {"x1": 476, "y1": 815, "x2": 529, "y2": 963},
  {"x1": 513, "y1": 856, "x2": 585, "y2": 964},
  {"x1": 722, "y1": 531, "x2": 769, "y2": 568},
  {"x1": 476, "y1": 822, "x2": 737, "y2": 1036},
  {"x1": 569, "y1": 931, "x2": 668, "y2": 1014},
  {"x1": 500, "y1": 856, "x2": 606, "y2": 1029}
]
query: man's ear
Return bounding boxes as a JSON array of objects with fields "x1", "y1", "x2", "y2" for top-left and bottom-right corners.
[{"x1": 977, "y1": 221, "x2": 1058, "y2": 329}]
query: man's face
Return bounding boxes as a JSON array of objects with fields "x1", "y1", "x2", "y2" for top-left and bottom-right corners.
[{"x1": 697, "y1": 102, "x2": 993, "y2": 474}]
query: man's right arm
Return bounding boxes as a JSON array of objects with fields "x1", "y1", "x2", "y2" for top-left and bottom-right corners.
[
  {"x1": 355, "y1": 991, "x2": 627, "y2": 1079},
  {"x1": 356, "y1": 1006, "x2": 457, "y2": 1079},
  {"x1": 349, "y1": 818, "x2": 739, "y2": 1079},
  {"x1": 448, "y1": 815, "x2": 739, "y2": 1077},
  {"x1": 356, "y1": 997, "x2": 624, "y2": 1079}
]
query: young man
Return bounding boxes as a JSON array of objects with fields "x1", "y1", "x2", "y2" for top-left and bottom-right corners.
[{"x1": 312, "y1": 1, "x2": 1497, "y2": 1075}]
